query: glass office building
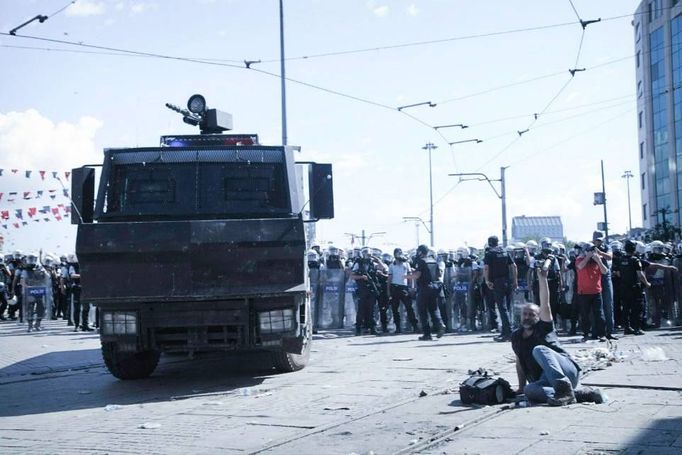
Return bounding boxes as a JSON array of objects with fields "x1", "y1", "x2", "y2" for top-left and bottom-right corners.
[{"x1": 636, "y1": 0, "x2": 682, "y2": 228}]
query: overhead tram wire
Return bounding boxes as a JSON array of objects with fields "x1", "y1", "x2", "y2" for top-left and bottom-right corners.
[
  {"x1": 257, "y1": 5, "x2": 674, "y2": 64},
  {"x1": 568, "y1": 0, "x2": 582, "y2": 22}
]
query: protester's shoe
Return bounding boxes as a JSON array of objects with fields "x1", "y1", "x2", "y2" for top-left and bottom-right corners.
[
  {"x1": 418, "y1": 335, "x2": 433, "y2": 341},
  {"x1": 394, "y1": 327, "x2": 402, "y2": 334},
  {"x1": 568, "y1": 328, "x2": 577, "y2": 336},
  {"x1": 73, "y1": 325, "x2": 80, "y2": 332},
  {"x1": 623, "y1": 327, "x2": 635, "y2": 335},
  {"x1": 81, "y1": 325, "x2": 94, "y2": 332},
  {"x1": 27, "y1": 321, "x2": 33, "y2": 333},
  {"x1": 574, "y1": 386, "x2": 605, "y2": 404},
  {"x1": 436, "y1": 325, "x2": 445, "y2": 338},
  {"x1": 0, "y1": 315, "x2": 6, "y2": 321},
  {"x1": 634, "y1": 329, "x2": 645, "y2": 336},
  {"x1": 493, "y1": 334, "x2": 510, "y2": 342},
  {"x1": 548, "y1": 380, "x2": 576, "y2": 406},
  {"x1": 67, "y1": 321, "x2": 73, "y2": 326},
  {"x1": 369, "y1": 327, "x2": 378, "y2": 336},
  {"x1": 598, "y1": 336, "x2": 607, "y2": 342},
  {"x1": 605, "y1": 334, "x2": 618, "y2": 341},
  {"x1": 355, "y1": 327, "x2": 362, "y2": 336}
]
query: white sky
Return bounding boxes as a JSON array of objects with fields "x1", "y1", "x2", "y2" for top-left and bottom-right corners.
[{"x1": 0, "y1": 0, "x2": 643, "y2": 254}]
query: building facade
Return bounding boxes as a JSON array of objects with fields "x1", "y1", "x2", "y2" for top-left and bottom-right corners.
[
  {"x1": 636, "y1": 0, "x2": 682, "y2": 229},
  {"x1": 511, "y1": 216, "x2": 564, "y2": 243}
]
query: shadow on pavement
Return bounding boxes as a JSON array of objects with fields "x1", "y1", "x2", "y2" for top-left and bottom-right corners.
[
  {"x1": 0, "y1": 349, "x2": 277, "y2": 418},
  {"x1": 622, "y1": 416, "x2": 682, "y2": 451}
]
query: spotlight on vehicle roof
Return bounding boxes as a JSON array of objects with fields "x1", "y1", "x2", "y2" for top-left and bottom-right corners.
[{"x1": 187, "y1": 94, "x2": 207, "y2": 114}]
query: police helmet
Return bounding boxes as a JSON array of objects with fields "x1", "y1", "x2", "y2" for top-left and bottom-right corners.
[
  {"x1": 455, "y1": 247, "x2": 467, "y2": 260},
  {"x1": 361, "y1": 247, "x2": 371, "y2": 259},
  {"x1": 664, "y1": 242, "x2": 673, "y2": 255},
  {"x1": 610, "y1": 241, "x2": 623, "y2": 253},
  {"x1": 371, "y1": 248, "x2": 382, "y2": 257},
  {"x1": 635, "y1": 241, "x2": 647, "y2": 255},
  {"x1": 25, "y1": 252, "x2": 39, "y2": 267},
  {"x1": 307, "y1": 250, "x2": 319, "y2": 262},
  {"x1": 416, "y1": 244, "x2": 430, "y2": 257},
  {"x1": 505, "y1": 244, "x2": 514, "y2": 253},
  {"x1": 525, "y1": 240, "x2": 538, "y2": 253},
  {"x1": 328, "y1": 246, "x2": 339, "y2": 256},
  {"x1": 624, "y1": 239, "x2": 636, "y2": 254},
  {"x1": 427, "y1": 248, "x2": 437, "y2": 259},
  {"x1": 381, "y1": 253, "x2": 393, "y2": 264},
  {"x1": 12, "y1": 250, "x2": 22, "y2": 259},
  {"x1": 59, "y1": 255, "x2": 67, "y2": 263},
  {"x1": 556, "y1": 243, "x2": 566, "y2": 255},
  {"x1": 67, "y1": 253, "x2": 78, "y2": 263},
  {"x1": 650, "y1": 240, "x2": 665, "y2": 255},
  {"x1": 540, "y1": 237, "x2": 552, "y2": 251},
  {"x1": 468, "y1": 246, "x2": 479, "y2": 258}
]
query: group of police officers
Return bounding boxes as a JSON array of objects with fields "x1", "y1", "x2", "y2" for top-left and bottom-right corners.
[
  {"x1": 308, "y1": 232, "x2": 682, "y2": 341},
  {"x1": 0, "y1": 251, "x2": 92, "y2": 332}
]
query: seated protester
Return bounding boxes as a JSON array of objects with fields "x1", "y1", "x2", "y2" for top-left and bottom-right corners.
[{"x1": 512, "y1": 268, "x2": 604, "y2": 406}]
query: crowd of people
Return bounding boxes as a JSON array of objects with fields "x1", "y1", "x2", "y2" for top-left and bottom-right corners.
[
  {"x1": 307, "y1": 231, "x2": 682, "y2": 342},
  {"x1": 0, "y1": 251, "x2": 94, "y2": 332}
]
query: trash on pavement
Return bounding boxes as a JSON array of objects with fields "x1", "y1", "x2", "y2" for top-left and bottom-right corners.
[{"x1": 641, "y1": 346, "x2": 668, "y2": 362}]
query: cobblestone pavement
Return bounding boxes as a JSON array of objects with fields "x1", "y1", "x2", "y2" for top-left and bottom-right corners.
[{"x1": 0, "y1": 318, "x2": 680, "y2": 454}]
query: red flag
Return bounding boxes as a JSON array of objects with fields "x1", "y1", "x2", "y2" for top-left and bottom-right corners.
[
  {"x1": 65, "y1": 171, "x2": 71, "y2": 180},
  {"x1": 1, "y1": 211, "x2": 8, "y2": 220},
  {"x1": 28, "y1": 207, "x2": 37, "y2": 218},
  {"x1": 12, "y1": 223, "x2": 19, "y2": 228},
  {"x1": 39, "y1": 170, "x2": 46, "y2": 180},
  {"x1": 52, "y1": 208, "x2": 59, "y2": 215}
]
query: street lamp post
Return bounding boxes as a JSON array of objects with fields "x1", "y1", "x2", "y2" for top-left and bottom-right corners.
[
  {"x1": 403, "y1": 216, "x2": 431, "y2": 247},
  {"x1": 622, "y1": 170, "x2": 633, "y2": 233},
  {"x1": 422, "y1": 143, "x2": 437, "y2": 246}
]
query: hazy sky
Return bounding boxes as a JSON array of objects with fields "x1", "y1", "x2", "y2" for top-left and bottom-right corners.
[{"x1": 0, "y1": 0, "x2": 643, "y2": 254}]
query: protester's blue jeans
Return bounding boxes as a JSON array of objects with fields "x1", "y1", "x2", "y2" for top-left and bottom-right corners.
[
  {"x1": 601, "y1": 274, "x2": 614, "y2": 335},
  {"x1": 524, "y1": 346, "x2": 580, "y2": 403}
]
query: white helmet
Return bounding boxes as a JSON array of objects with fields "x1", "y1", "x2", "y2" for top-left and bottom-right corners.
[
  {"x1": 67, "y1": 253, "x2": 78, "y2": 263},
  {"x1": 526, "y1": 240, "x2": 538, "y2": 254},
  {"x1": 650, "y1": 240, "x2": 665, "y2": 255},
  {"x1": 635, "y1": 241, "x2": 647, "y2": 255}
]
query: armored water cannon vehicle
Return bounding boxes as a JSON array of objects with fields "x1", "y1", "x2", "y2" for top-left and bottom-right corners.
[{"x1": 71, "y1": 95, "x2": 334, "y2": 379}]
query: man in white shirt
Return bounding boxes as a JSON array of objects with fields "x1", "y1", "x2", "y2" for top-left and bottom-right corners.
[{"x1": 388, "y1": 248, "x2": 419, "y2": 334}]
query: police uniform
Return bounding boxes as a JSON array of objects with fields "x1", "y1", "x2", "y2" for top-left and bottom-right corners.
[
  {"x1": 618, "y1": 253, "x2": 646, "y2": 333},
  {"x1": 351, "y1": 259, "x2": 378, "y2": 334},
  {"x1": 484, "y1": 246, "x2": 515, "y2": 338},
  {"x1": 414, "y1": 255, "x2": 444, "y2": 339}
]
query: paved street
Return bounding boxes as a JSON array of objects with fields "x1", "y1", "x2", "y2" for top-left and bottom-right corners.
[{"x1": 0, "y1": 320, "x2": 681, "y2": 454}]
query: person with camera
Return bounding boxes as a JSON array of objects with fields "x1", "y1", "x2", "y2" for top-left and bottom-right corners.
[
  {"x1": 484, "y1": 235, "x2": 517, "y2": 342},
  {"x1": 531, "y1": 238, "x2": 562, "y2": 326},
  {"x1": 350, "y1": 247, "x2": 385, "y2": 335},
  {"x1": 592, "y1": 231, "x2": 617, "y2": 339},
  {"x1": 513, "y1": 267, "x2": 603, "y2": 406},
  {"x1": 575, "y1": 242, "x2": 608, "y2": 342},
  {"x1": 405, "y1": 244, "x2": 445, "y2": 341},
  {"x1": 387, "y1": 248, "x2": 419, "y2": 334}
]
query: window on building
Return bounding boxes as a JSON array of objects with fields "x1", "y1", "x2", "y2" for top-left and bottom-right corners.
[
  {"x1": 639, "y1": 111, "x2": 644, "y2": 128},
  {"x1": 640, "y1": 142, "x2": 645, "y2": 159},
  {"x1": 636, "y1": 22, "x2": 642, "y2": 43},
  {"x1": 643, "y1": 203, "x2": 648, "y2": 221},
  {"x1": 642, "y1": 172, "x2": 646, "y2": 189},
  {"x1": 637, "y1": 50, "x2": 641, "y2": 68}
]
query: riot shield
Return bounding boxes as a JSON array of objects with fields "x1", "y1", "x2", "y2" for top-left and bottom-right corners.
[
  {"x1": 316, "y1": 268, "x2": 347, "y2": 329},
  {"x1": 23, "y1": 285, "x2": 52, "y2": 327},
  {"x1": 343, "y1": 274, "x2": 358, "y2": 329},
  {"x1": 452, "y1": 266, "x2": 472, "y2": 331},
  {"x1": 511, "y1": 278, "x2": 530, "y2": 329},
  {"x1": 309, "y1": 268, "x2": 321, "y2": 330}
]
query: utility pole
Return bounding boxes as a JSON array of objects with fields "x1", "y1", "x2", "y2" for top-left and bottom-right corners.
[
  {"x1": 601, "y1": 160, "x2": 609, "y2": 242},
  {"x1": 279, "y1": 0, "x2": 288, "y2": 146},
  {"x1": 448, "y1": 167, "x2": 508, "y2": 247},
  {"x1": 622, "y1": 170, "x2": 633, "y2": 233},
  {"x1": 422, "y1": 142, "x2": 437, "y2": 246}
]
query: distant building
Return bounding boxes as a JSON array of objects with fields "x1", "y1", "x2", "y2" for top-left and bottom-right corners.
[
  {"x1": 635, "y1": 0, "x2": 682, "y2": 228},
  {"x1": 511, "y1": 216, "x2": 564, "y2": 243}
]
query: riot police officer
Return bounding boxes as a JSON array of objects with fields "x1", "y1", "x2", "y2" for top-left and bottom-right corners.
[
  {"x1": 21, "y1": 253, "x2": 52, "y2": 332},
  {"x1": 0, "y1": 257, "x2": 10, "y2": 320},
  {"x1": 350, "y1": 247, "x2": 383, "y2": 335},
  {"x1": 484, "y1": 236, "x2": 517, "y2": 342},
  {"x1": 617, "y1": 240, "x2": 651, "y2": 335},
  {"x1": 405, "y1": 244, "x2": 445, "y2": 341},
  {"x1": 69, "y1": 254, "x2": 92, "y2": 332}
]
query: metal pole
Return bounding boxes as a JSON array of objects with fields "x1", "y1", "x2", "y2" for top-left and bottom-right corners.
[
  {"x1": 501, "y1": 167, "x2": 508, "y2": 247},
  {"x1": 623, "y1": 170, "x2": 633, "y2": 233},
  {"x1": 415, "y1": 221, "x2": 420, "y2": 246},
  {"x1": 279, "y1": 0, "x2": 288, "y2": 146},
  {"x1": 601, "y1": 160, "x2": 609, "y2": 241},
  {"x1": 361, "y1": 229, "x2": 366, "y2": 247},
  {"x1": 422, "y1": 143, "x2": 437, "y2": 246}
]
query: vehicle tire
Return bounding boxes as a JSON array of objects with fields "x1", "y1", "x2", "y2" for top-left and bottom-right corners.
[
  {"x1": 101, "y1": 342, "x2": 160, "y2": 380},
  {"x1": 271, "y1": 324, "x2": 312, "y2": 373}
]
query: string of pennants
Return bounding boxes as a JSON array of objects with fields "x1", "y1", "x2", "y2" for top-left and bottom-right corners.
[
  {"x1": 0, "y1": 169, "x2": 71, "y2": 181},
  {"x1": 0, "y1": 189, "x2": 70, "y2": 203},
  {"x1": 1, "y1": 204, "x2": 72, "y2": 229}
]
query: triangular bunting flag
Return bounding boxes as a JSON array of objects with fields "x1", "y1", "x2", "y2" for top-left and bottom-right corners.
[
  {"x1": 65, "y1": 171, "x2": 71, "y2": 180},
  {"x1": 21, "y1": 221, "x2": 27, "y2": 226},
  {"x1": 52, "y1": 208, "x2": 59, "y2": 215},
  {"x1": 52, "y1": 171, "x2": 58, "y2": 179},
  {"x1": 0, "y1": 169, "x2": 3, "y2": 176},
  {"x1": 28, "y1": 207, "x2": 37, "y2": 218},
  {"x1": 15, "y1": 209, "x2": 23, "y2": 220},
  {"x1": 25, "y1": 170, "x2": 32, "y2": 178},
  {"x1": 23, "y1": 192, "x2": 31, "y2": 200},
  {"x1": 13, "y1": 223, "x2": 19, "y2": 228},
  {"x1": 1, "y1": 211, "x2": 9, "y2": 220},
  {"x1": 63, "y1": 189, "x2": 69, "y2": 197},
  {"x1": 36, "y1": 190, "x2": 43, "y2": 199},
  {"x1": 39, "y1": 170, "x2": 46, "y2": 180},
  {"x1": 11, "y1": 169, "x2": 18, "y2": 174}
]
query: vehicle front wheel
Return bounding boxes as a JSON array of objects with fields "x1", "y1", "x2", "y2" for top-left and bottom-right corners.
[
  {"x1": 101, "y1": 342, "x2": 160, "y2": 380},
  {"x1": 271, "y1": 328, "x2": 312, "y2": 373}
]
